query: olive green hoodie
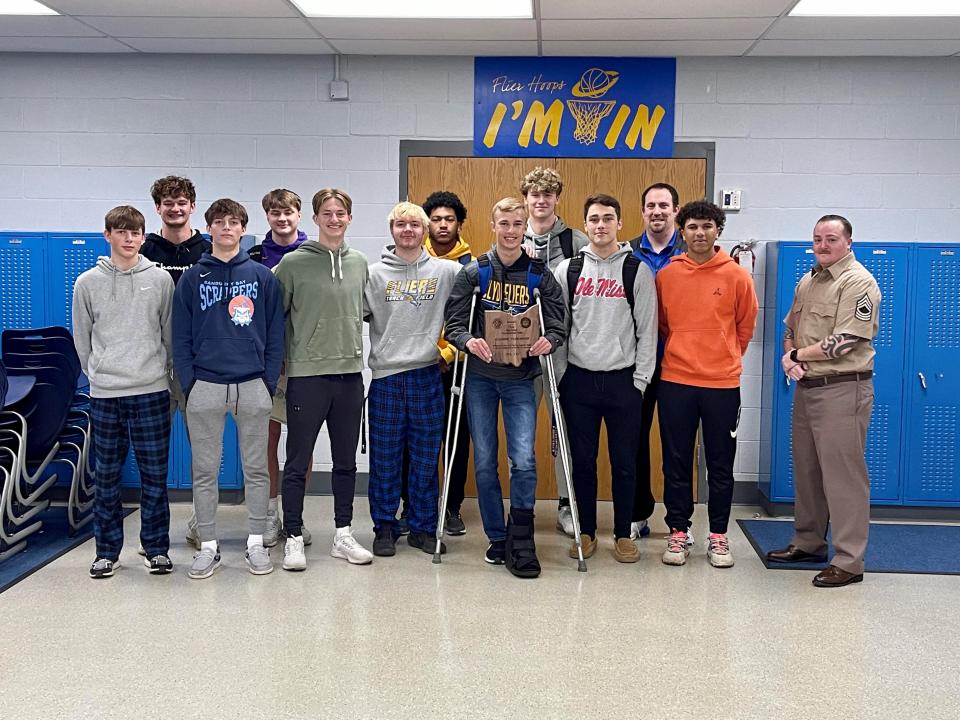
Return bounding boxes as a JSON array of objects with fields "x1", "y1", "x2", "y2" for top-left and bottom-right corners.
[{"x1": 273, "y1": 239, "x2": 369, "y2": 376}]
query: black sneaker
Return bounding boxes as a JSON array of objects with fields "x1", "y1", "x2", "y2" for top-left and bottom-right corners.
[
  {"x1": 397, "y1": 511, "x2": 410, "y2": 536},
  {"x1": 89, "y1": 558, "x2": 118, "y2": 579},
  {"x1": 484, "y1": 540, "x2": 506, "y2": 565},
  {"x1": 373, "y1": 526, "x2": 397, "y2": 557},
  {"x1": 408, "y1": 532, "x2": 446, "y2": 555},
  {"x1": 144, "y1": 554, "x2": 173, "y2": 574},
  {"x1": 444, "y1": 509, "x2": 466, "y2": 536}
]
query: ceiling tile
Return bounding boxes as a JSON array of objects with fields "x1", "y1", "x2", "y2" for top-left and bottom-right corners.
[
  {"x1": 541, "y1": 17, "x2": 772, "y2": 41},
  {"x1": 750, "y1": 39, "x2": 960, "y2": 56},
  {"x1": 308, "y1": 18, "x2": 536, "y2": 41},
  {"x1": 766, "y1": 17, "x2": 960, "y2": 40},
  {"x1": 0, "y1": 36, "x2": 132, "y2": 51},
  {"x1": 0, "y1": 16, "x2": 103, "y2": 36},
  {"x1": 119, "y1": 37, "x2": 336, "y2": 53},
  {"x1": 329, "y1": 39, "x2": 539, "y2": 55},
  {"x1": 81, "y1": 17, "x2": 316, "y2": 39},
  {"x1": 44, "y1": 0, "x2": 298, "y2": 17},
  {"x1": 541, "y1": 39, "x2": 753, "y2": 55},
  {"x1": 539, "y1": 0, "x2": 792, "y2": 20}
]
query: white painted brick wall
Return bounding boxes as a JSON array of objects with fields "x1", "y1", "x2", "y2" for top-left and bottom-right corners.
[{"x1": 1, "y1": 53, "x2": 958, "y2": 480}]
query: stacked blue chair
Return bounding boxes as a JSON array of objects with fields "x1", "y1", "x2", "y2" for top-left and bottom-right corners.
[{"x1": 1, "y1": 327, "x2": 94, "y2": 539}]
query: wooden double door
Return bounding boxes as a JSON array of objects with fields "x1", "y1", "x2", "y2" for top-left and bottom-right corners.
[{"x1": 407, "y1": 156, "x2": 706, "y2": 501}]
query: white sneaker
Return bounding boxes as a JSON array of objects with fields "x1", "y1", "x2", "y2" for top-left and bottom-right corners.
[
  {"x1": 283, "y1": 535, "x2": 306, "y2": 571},
  {"x1": 556, "y1": 504, "x2": 574, "y2": 538},
  {"x1": 264, "y1": 513, "x2": 282, "y2": 548},
  {"x1": 331, "y1": 526, "x2": 373, "y2": 565},
  {"x1": 629, "y1": 520, "x2": 650, "y2": 540},
  {"x1": 707, "y1": 533, "x2": 735, "y2": 568},
  {"x1": 686, "y1": 527, "x2": 695, "y2": 546},
  {"x1": 662, "y1": 530, "x2": 691, "y2": 566}
]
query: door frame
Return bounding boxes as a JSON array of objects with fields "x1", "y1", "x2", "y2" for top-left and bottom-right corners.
[{"x1": 399, "y1": 139, "x2": 716, "y2": 505}]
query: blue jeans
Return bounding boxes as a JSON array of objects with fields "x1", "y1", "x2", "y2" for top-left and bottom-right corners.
[{"x1": 464, "y1": 373, "x2": 538, "y2": 542}]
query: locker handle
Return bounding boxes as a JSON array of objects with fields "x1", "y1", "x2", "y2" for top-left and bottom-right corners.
[{"x1": 918, "y1": 372, "x2": 927, "y2": 390}]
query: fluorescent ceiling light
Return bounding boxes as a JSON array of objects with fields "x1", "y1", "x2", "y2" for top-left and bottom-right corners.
[
  {"x1": 0, "y1": 0, "x2": 58, "y2": 14},
  {"x1": 292, "y1": 0, "x2": 532, "y2": 18},
  {"x1": 791, "y1": 0, "x2": 960, "y2": 16}
]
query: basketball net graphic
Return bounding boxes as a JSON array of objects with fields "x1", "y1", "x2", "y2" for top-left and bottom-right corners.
[{"x1": 567, "y1": 67, "x2": 620, "y2": 145}]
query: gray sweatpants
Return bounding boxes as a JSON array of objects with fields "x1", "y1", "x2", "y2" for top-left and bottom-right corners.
[{"x1": 186, "y1": 379, "x2": 272, "y2": 542}]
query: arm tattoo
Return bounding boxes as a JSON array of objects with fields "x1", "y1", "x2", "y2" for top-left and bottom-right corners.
[
  {"x1": 784, "y1": 328, "x2": 795, "y2": 341},
  {"x1": 819, "y1": 333, "x2": 861, "y2": 359}
]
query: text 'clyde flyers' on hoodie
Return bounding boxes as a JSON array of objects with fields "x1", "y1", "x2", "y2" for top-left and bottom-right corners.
[
  {"x1": 363, "y1": 246, "x2": 461, "y2": 379},
  {"x1": 656, "y1": 247, "x2": 759, "y2": 389},
  {"x1": 172, "y1": 249, "x2": 284, "y2": 395}
]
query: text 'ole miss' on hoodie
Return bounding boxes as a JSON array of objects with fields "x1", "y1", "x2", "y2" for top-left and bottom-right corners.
[
  {"x1": 172, "y1": 249, "x2": 284, "y2": 395},
  {"x1": 364, "y1": 246, "x2": 462, "y2": 379},
  {"x1": 656, "y1": 248, "x2": 759, "y2": 389}
]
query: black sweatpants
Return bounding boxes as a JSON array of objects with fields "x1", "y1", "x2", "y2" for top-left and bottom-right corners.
[
  {"x1": 558, "y1": 364, "x2": 643, "y2": 540},
  {"x1": 400, "y1": 364, "x2": 471, "y2": 515},
  {"x1": 658, "y1": 380, "x2": 740, "y2": 535},
  {"x1": 632, "y1": 361, "x2": 661, "y2": 522},
  {"x1": 282, "y1": 373, "x2": 364, "y2": 534}
]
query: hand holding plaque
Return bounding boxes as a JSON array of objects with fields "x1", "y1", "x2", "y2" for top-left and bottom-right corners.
[{"x1": 483, "y1": 306, "x2": 541, "y2": 366}]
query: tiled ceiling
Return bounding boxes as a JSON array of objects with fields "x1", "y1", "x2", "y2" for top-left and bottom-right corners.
[{"x1": 1, "y1": 0, "x2": 959, "y2": 56}]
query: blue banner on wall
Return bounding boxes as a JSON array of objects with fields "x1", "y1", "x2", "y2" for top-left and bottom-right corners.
[{"x1": 474, "y1": 56, "x2": 676, "y2": 158}]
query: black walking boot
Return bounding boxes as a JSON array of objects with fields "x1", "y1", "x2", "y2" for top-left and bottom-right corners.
[{"x1": 505, "y1": 508, "x2": 540, "y2": 579}]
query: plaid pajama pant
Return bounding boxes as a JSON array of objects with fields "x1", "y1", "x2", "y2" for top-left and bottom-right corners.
[
  {"x1": 90, "y1": 391, "x2": 171, "y2": 561},
  {"x1": 368, "y1": 365, "x2": 444, "y2": 535}
]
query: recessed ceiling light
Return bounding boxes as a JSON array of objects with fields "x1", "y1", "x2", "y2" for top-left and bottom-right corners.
[
  {"x1": 791, "y1": 0, "x2": 960, "y2": 16},
  {"x1": 292, "y1": 0, "x2": 532, "y2": 19},
  {"x1": 0, "y1": 0, "x2": 58, "y2": 14}
]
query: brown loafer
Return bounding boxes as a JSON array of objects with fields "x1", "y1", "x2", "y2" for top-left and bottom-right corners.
[
  {"x1": 766, "y1": 544, "x2": 828, "y2": 563},
  {"x1": 569, "y1": 534, "x2": 597, "y2": 559},
  {"x1": 813, "y1": 565, "x2": 864, "y2": 588},
  {"x1": 613, "y1": 537, "x2": 640, "y2": 563}
]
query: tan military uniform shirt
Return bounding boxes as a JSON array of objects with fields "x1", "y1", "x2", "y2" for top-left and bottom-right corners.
[{"x1": 785, "y1": 250, "x2": 882, "y2": 377}]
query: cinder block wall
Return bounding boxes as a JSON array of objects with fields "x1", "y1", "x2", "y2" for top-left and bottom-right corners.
[{"x1": 2, "y1": 53, "x2": 957, "y2": 481}]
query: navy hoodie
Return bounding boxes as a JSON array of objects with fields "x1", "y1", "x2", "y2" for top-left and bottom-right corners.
[{"x1": 172, "y1": 249, "x2": 284, "y2": 395}]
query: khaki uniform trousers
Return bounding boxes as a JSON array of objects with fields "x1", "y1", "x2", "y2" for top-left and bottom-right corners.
[{"x1": 790, "y1": 378, "x2": 874, "y2": 575}]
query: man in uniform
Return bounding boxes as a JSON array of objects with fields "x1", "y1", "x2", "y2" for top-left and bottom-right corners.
[{"x1": 767, "y1": 214, "x2": 881, "y2": 588}]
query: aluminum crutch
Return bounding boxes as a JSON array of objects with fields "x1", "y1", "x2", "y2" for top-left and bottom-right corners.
[
  {"x1": 533, "y1": 289, "x2": 587, "y2": 572},
  {"x1": 434, "y1": 287, "x2": 480, "y2": 564}
]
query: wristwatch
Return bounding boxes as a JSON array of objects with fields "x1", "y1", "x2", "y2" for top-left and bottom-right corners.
[{"x1": 789, "y1": 348, "x2": 800, "y2": 363}]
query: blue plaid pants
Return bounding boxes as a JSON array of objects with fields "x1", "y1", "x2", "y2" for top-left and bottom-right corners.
[
  {"x1": 90, "y1": 391, "x2": 171, "y2": 560},
  {"x1": 368, "y1": 365, "x2": 444, "y2": 535}
]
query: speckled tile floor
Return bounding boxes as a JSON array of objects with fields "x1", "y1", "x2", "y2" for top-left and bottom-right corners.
[{"x1": 2, "y1": 497, "x2": 958, "y2": 720}]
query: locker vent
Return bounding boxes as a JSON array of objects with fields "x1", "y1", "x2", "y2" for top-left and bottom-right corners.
[
  {"x1": 63, "y1": 247, "x2": 101, "y2": 330},
  {"x1": 0, "y1": 247, "x2": 35, "y2": 329},
  {"x1": 928, "y1": 259, "x2": 960, "y2": 348},
  {"x1": 921, "y1": 406, "x2": 957, "y2": 495}
]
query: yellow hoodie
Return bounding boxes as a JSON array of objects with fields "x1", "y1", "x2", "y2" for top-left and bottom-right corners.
[{"x1": 425, "y1": 236, "x2": 474, "y2": 364}]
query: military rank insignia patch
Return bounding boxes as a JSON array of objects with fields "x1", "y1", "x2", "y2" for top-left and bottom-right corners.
[{"x1": 855, "y1": 293, "x2": 873, "y2": 322}]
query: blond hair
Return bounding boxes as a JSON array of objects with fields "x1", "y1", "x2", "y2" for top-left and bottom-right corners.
[
  {"x1": 491, "y1": 197, "x2": 527, "y2": 221},
  {"x1": 387, "y1": 201, "x2": 429, "y2": 228}
]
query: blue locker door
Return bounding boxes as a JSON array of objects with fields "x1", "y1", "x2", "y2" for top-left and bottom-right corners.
[
  {"x1": 0, "y1": 233, "x2": 47, "y2": 334},
  {"x1": 46, "y1": 233, "x2": 109, "y2": 331},
  {"x1": 770, "y1": 243, "x2": 908, "y2": 504},
  {"x1": 856, "y1": 245, "x2": 909, "y2": 503},
  {"x1": 903, "y1": 246, "x2": 960, "y2": 505}
]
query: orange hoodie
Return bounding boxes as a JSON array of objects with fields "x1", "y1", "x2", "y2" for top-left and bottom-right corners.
[{"x1": 656, "y1": 248, "x2": 758, "y2": 389}]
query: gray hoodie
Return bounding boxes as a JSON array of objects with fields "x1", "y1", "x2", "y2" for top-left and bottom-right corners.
[
  {"x1": 554, "y1": 244, "x2": 658, "y2": 393},
  {"x1": 72, "y1": 256, "x2": 174, "y2": 398},
  {"x1": 524, "y1": 216, "x2": 589, "y2": 271},
  {"x1": 364, "y1": 246, "x2": 461, "y2": 380}
]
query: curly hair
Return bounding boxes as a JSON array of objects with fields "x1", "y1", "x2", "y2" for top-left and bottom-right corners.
[
  {"x1": 676, "y1": 200, "x2": 725, "y2": 235},
  {"x1": 422, "y1": 191, "x2": 467, "y2": 223},
  {"x1": 150, "y1": 175, "x2": 196, "y2": 205},
  {"x1": 520, "y1": 166, "x2": 563, "y2": 197}
]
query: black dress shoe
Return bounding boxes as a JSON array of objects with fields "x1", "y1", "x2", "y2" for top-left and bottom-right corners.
[
  {"x1": 766, "y1": 544, "x2": 828, "y2": 563},
  {"x1": 813, "y1": 565, "x2": 864, "y2": 588}
]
